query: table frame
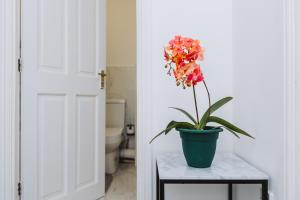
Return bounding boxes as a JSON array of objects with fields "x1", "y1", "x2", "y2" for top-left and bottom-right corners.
[{"x1": 156, "y1": 164, "x2": 269, "y2": 200}]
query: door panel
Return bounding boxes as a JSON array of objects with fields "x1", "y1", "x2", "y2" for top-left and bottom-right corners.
[
  {"x1": 39, "y1": 0, "x2": 66, "y2": 73},
  {"x1": 21, "y1": 0, "x2": 106, "y2": 199},
  {"x1": 76, "y1": 95, "x2": 98, "y2": 190},
  {"x1": 38, "y1": 95, "x2": 67, "y2": 200},
  {"x1": 78, "y1": 0, "x2": 97, "y2": 75}
]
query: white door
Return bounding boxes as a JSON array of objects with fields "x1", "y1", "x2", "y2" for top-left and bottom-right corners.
[{"x1": 21, "y1": 0, "x2": 106, "y2": 200}]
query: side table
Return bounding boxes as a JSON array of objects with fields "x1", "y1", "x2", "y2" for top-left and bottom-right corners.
[{"x1": 156, "y1": 152, "x2": 269, "y2": 200}]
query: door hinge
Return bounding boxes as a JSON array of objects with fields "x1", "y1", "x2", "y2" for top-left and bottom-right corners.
[
  {"x1": 17, "y1": 182, "x2": 22, "y2": 196},
  {"x1": 18, "y1": 58, "x2": 22, "y2": 72}
]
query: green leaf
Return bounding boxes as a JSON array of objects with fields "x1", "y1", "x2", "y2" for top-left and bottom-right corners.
[
  {"x1": 169, "y1": 107, "x2": 197, "y2": 124},
  {"x1": 222, "y1": 126, "x2": 240, "y2": 139},
  {"x1": 168, "y1": 121, "x2": 195, "y2": 132},
  {"x1": 149, "y1": 121, "x2": 195, "y2": 143},
  {"x1": 207, "y1": 116, "x2": 254, "y2": 139},
  {"x1": 199, "y1": 97, "x2": 233, "y2": 129},
  {"x1": 149, "y1": 129, "x2": 166, "y2": 144},
  {"x1": 149, "y1": 121, "x2": 176, "y2": 143},
  {"x1": 164, "y1": 121, "x2": 177, "y2": 135},
  {"x1": 163, "y1": 121, "x2": 195, "y2": 136}
]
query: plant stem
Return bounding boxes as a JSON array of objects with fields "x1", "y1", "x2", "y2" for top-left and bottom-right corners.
[
  {"x1": 203, "y1": 80, "x2": 211, "y2": 115},
  {"x1": 192, "y1": 85, "x2": 200, "y2": 124}
]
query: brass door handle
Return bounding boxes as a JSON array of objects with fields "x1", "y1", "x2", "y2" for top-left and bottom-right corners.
[{"x1": 98, "y1": 70, "x2": 106, "y2": 89}]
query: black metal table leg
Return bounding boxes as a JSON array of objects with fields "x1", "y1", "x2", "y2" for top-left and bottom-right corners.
[
  {"x1": 160, "y1": 180, "x2": 165, "y2": 200},
  {"x1": 156, "y1": 164, "x2": 159, "y2": 200},
  {"x1": 154, "y1": 176, "x2": 268, "y2": 200},
  {"x1": 228, "y1": 183, "x2": 233, "y2": 200},
  {"x1": 262, "y1": 180, "x2": 269, "y2": 200}
]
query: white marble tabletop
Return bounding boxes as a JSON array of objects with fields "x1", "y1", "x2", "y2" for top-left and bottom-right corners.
[{"x1": 156, "y1": 152, "x2": 268, "y2": 180}]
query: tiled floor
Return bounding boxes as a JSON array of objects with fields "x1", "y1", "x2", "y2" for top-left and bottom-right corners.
[{"x1": 105, "y1": 163, "x2": 136, "y2": 200}]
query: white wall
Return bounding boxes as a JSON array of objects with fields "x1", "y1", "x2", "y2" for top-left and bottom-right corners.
[
  {"x1": 295, "y1": 0, "x2": 300, "y2": 197},
  {"x1": 150, "y1": 0, "x2": 234, "y2": 199},
  {"x1": 107, "y1": 0, "x2": 137, "y2": 128},
  {"x1": 107, "y1": 0, "x2": 136, "y2": 67},
  {"x1": 0, "y1": 3, "x2": 5, "y2": 197},
  {"x1": 232, "y1": 0, "x2": 285, "y2": 199},
  {"x1": 151, "y1": 0, "x2": 234, "y2": 153}
]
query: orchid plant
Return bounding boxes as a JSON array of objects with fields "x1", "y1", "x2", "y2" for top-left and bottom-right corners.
[{"x1": 150, "y1": 36, "x2": 253, "y2": 143}]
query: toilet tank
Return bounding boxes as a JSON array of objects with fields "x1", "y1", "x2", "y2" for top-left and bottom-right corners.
[{"x1": 106, "y1": 99, "x2": 126, "y2": 128}]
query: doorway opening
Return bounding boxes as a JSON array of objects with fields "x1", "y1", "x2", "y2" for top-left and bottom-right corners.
[{"x1": 104, "y1": 0, "x2": 137, "y2": 199}]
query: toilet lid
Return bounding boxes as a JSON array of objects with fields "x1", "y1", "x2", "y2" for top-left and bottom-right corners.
[{"x1": 106, "y1": 127, "x2": 123, "y2": 138}]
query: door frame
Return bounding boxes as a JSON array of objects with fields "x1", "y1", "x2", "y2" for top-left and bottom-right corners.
[
  {"x1": 0, "y1": 0, "x2": 20, "y2": 199},
  {"x1": 136, "y1": 0, "x2": 154, "y2": 199},
  {"x1": 284, "y1": 0, "x2": 297, "y2": 200}
]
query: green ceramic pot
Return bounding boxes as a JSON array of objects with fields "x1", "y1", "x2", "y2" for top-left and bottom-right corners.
[{"x1": 177, "y1": 126, "x2": 223, "y2": 168}]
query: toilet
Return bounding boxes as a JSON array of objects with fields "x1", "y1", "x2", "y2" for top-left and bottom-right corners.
[{"x1": 105, "y1": 98, "x2": 126, "y2": 174}]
